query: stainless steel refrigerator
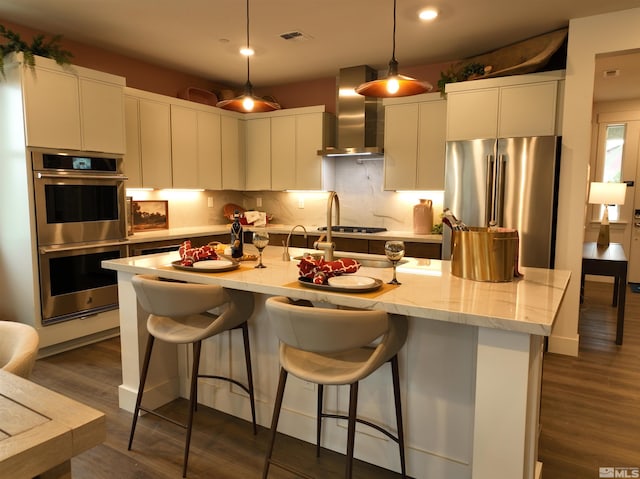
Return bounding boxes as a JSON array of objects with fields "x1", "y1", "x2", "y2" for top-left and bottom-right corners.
[{"x1": 442, "y1": 136, "x2": 561, "y2": 268}]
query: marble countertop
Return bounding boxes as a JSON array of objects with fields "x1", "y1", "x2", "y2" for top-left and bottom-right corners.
[
  {"x1": 124, "y1": 224, "x2": 443, "y2": 244},
  {"x1": 103, "y1": 245, "x2": 570, "y2": 336}
]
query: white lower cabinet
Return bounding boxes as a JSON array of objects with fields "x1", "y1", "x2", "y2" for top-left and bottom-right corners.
[{"x1": 383, "y1": 93, "x2": 447, "y2": 190}]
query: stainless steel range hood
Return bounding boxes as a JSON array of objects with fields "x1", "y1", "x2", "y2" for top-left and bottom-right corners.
[{"x1": 318, "y1": 65, "x2": 384, "y2": 157}]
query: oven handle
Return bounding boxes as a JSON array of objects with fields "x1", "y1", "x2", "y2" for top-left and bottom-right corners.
[
  {"x1": 36, "y1": 172, "x2": 128, "y2": 181},
  {"x1": 39, "y1": 240, "x2": 129, "y2": 254}
]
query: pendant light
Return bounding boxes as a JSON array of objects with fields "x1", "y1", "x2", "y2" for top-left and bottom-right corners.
[
  {"x1": 355, "y1": 0, "x2": 432, "y2": 97},
  {"x1": 216, "y1": 0, "x2": 280, "y2": 112}
]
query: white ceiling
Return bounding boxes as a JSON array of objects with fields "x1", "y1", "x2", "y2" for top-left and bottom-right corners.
[{"x1": 0, "y1": 0, "x2": 639, "y2": 100}]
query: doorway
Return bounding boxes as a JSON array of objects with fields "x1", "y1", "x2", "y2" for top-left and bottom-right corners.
[{"x1": 588, "y1": 51, "x2": 640, "y2": 283}]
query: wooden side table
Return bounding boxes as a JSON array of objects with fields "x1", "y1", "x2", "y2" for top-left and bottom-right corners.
[
  {"x1": 0, "y1": 369, "x2": 105, "y2": 479},
  {"x1": 581, "y1": 242, "x2": 628, "y2": 345}
]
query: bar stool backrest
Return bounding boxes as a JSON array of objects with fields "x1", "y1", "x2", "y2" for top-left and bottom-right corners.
[
  {"x1": 266, "y1": 296, "x2": 407, "y2": 367},
  {"x1": 0, "y1": 320, "x2": 40, "y2": 378}
]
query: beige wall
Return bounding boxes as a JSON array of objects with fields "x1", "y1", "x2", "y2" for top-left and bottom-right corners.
[{"x1": 549, "y1": 7, "x2": 640, "y2": 355}]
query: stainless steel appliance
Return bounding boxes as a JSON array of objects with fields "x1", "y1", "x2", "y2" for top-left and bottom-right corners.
[
  {"x1": 38, "y1": 241, "x2": 126, "y2": 325},
  {"x1": 32, "y1": 148, "x2": 127, "y2": 245},
  {"x1": 30, "y1": 148, "x2": 128, "y2": 325},
  {"x1": 443, "y1": 136, "x2": 561, "y2": 268}
]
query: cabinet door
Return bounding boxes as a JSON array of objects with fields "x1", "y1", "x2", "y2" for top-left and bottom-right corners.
[
  {"x1": 384, "y1": 103, "x2": 419, "y2": 190},
  {"x1": 295, "y1": 113, "x2": 324, "y2": 190},
  {"x1": 271, "y1": 115, "x2": 296, "y2": 190},
  {"x1": 170, "y1": 105, "x2": 198, "y2": 188},
  {"x1": 221, "y1": 115, "x2": 245, "y2": 190},
  {"x1": 245, "y1": 117, "x2": 271, "y2": 190},
  {"x1": 197, "y1": 110, "x2": 222, "y2": 190},
  {"x1": 23, "y1": 67, "x2": 82, "y2": 150},
  {"x1": 446, "y1": 88, "x2": 499, "y2": 141},
  {"x1": 123, "y1": 96, "x2": 142, "y2": 187},
  {"x1": 498, "y1": 82, "x2": 558, "y2": 138},
  {"x1": 139, "y1": 99, "x2": 172, "y2": 188},
  {"x1": 416, "y1": 100, "x2": 447, "y2": 190},
  {"x1": 79, "y1": 78, "x2": 125, "y2": 153}
]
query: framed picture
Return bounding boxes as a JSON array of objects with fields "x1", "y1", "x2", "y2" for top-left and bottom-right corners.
[{"x1": 132, "y1": 200, "x2": 169, "y2": 232}]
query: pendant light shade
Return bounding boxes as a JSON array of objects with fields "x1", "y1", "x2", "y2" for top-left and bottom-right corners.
[
  {"x1": 355, "y1": 0, "x2": 432, "y2": 98},
  {"x1": 216, "y1": 0, "x2": 280, "y2": 112}
]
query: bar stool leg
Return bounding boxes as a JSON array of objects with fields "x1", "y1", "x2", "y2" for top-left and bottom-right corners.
[
  {"x1": 262, "y1": 367, "x2": 288, "y2": 479},
  {"x1": 345, "y1": 382, "x2": 359, "y2": 479},
  {"x1": 128, "y1": 334, "x2": 155, "y2": 450},
  {"x1": 391, "y1": 355, "x2": 407, "y2": 478},
  {"x1": 240, "y1": 322, "x2": 258, "y2": 434},
  {"x1": 182, "y1": 340, "x2": 202, "y2": 478},
  {"x1": 316, "y1": 384, "x2": 324, "y2": 457}
]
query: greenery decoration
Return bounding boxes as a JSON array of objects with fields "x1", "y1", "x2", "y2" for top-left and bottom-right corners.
[
  {"x1": 0, "y1": 24, "x2": 73, "y2": 77},
  {"x1": 437, "y1": 62, "x2": 489, "y2": 98}
]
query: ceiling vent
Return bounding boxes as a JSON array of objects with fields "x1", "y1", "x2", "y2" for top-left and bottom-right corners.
[
  {"x1": 279, "y1": 30, "x2": 313, "y2": 41},
  {"x1": 603, "y1": 69, "x2": 621, "y2": 78}
]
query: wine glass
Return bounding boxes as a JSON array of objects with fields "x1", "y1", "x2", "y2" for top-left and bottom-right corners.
[
  {"x1": 384, "y1": 240, "x2": 405, "y2": 285},
  {"x1": 252, "y1": 231, "x2": 269, "y2": 268}
]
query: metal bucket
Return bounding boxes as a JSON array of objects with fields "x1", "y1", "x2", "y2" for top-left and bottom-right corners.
[{"x1": 450, "y1": 227, "x2": 519, "y2": 282}]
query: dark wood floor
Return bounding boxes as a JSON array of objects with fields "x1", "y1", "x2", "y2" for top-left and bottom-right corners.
[
  {"x1": 30, "y1": 281, "x2": 640, "y2": 478},
  {"x1": 538, "y1": 280, "x2": 640, "y2": 478}
]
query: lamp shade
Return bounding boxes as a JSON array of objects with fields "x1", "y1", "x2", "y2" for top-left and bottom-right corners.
[{"x1": 588, "y1": 182, "x2": 626, "y2": 205}]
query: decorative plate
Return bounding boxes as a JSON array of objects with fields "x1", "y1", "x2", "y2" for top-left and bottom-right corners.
[
  {"x1": 297, "y1": 277, "x2": 382, "y2": 293},
  {"x1": 171, "y1": 259, "x2": 240, "y2": 273}
]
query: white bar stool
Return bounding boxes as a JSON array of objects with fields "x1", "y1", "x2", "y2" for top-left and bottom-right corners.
[
  {"x1": 0, "y1": 320, "x2": 39, "y2": 378},
  {"x1": 262, "y1": 296, "x2": 408, "y2": 479},
  {"x1": 128, "y1": 274, "x2": 257, "y2": 477}
]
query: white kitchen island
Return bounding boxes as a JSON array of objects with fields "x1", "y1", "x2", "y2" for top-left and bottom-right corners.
[{"x1": 103, "y1": 246, "x2": 570, "y2": 479}]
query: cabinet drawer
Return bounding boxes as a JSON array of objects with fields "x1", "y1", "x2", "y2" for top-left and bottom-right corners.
[{"x1": 369, "y1": 240, "x2": 441, "y2": 259}]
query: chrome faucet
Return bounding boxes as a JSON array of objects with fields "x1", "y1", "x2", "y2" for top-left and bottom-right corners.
[
  {"x1": 282, "y1": 224, "x2": 307, "y2": 261},
  {"x1": 314, "y1": 191, "x2": 340, "y2": 261}
]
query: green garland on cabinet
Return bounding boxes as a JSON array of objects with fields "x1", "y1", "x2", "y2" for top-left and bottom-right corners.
[{"x1": 0, "y1": 24, "x2": 73, "y2": 77}]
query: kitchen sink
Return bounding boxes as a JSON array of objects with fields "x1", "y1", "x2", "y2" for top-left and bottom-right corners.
[{"x1": 292, "y1": 252, "x2": 407, "y2": 268}]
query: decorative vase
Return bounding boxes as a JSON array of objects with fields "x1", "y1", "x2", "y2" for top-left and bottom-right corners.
[{"x1": 413, "y1": 199, "x2": 433, "y2": 235}]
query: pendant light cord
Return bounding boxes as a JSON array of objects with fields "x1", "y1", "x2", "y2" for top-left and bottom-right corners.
[
  {"x1": 391, "y1": 0, "x2": 397, "y2": 62},
  {"x1": 245, "y1": 0, "x2": 251, "y2": 87}
]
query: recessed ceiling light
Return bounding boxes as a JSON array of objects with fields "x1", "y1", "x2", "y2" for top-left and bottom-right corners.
[
  {"x1": 419, "y1": 7, "x2": 439, "y2": 21},
  {"x1": 240, "y1": 46, "x2": 254, "y2": 56}
]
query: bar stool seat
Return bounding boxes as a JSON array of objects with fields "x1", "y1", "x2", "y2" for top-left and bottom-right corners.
[
  {"x1": 263, "y1": 296, "x2": 408, "y2": 479},
  {"x1": 128, "y1": 274, "x2": 257, "y2": 478}
]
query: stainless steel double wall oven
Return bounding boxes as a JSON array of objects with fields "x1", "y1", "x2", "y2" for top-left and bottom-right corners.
[{"x1": 31, "y1": 148, "x2": 128, "y2": 325}]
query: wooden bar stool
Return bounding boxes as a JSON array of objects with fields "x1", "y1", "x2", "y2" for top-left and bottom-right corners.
[
  {"x1": 128, "y1": 274, "x2": 257, "y2": 478},
  {"x1": 262, "y1": 296, "x2": 408, "y2": 479}
]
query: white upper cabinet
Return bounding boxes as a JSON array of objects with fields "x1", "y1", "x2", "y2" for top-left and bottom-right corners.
[
  {"x1": 221, "y1": 114, "x2": 246, "y2": 190},
  {"x1": 15, "y1": 54, "x2": 125, "y2": 153},
  {"x1": 247, "y1": 106, "x2": 334, "y2": 191},
  {"x1": 171, "y1": 105, "x2": 199, "y2": 188},
  {"x1": 383, "y1": 93, "x2": 447, "y2": 190},
  {"x1": 125, "y1": 88, "x2": 227, "y2": 190},
  {"x1": 245, "y1": 117, "x2": 272, "y2": 190},
  {"x1": 196, "y1": 110, "x2": 222, "y2": 190},
  {"x1": 445, "y1": 70, "x2": 565, "y2": 141}
]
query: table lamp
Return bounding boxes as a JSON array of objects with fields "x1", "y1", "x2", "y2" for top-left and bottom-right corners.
[{"x1": 588, "y1": 181, "x2": 626, "y2": 247}]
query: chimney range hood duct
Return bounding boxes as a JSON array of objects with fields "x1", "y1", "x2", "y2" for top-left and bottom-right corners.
[{"x1": 318, "y1": 65, "x2": 384, "y2": 157}]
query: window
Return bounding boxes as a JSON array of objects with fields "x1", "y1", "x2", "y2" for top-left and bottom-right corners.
[{"x1": 598, "y1": 123, "x2": 626, "y2": 220}]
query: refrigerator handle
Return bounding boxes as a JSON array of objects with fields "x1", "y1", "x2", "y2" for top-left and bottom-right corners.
[
  {"x1": 496, "y1": 154, "x2": 507, "y2": 226},
  {"x1": 486, "y1": 154, "x2": 496, "y2": 226}
]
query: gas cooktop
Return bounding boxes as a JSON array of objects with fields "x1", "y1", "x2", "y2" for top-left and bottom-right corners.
[{"x1": 317, "y1": 226, "x2": 387, "y2": 234}]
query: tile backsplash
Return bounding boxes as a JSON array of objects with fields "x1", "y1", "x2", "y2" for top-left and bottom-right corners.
[{"x1": 126, "y1": 158, "x2": 443, "y2": 231}]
